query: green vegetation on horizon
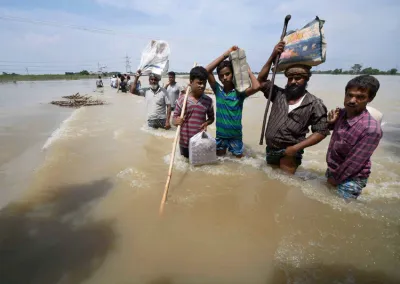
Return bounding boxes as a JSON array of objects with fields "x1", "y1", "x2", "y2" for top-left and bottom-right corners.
[
  {"x1": 0, "y1": 70, "x2": 99, "y2": 82},
  {"x1": 1, "y1": 64, "x2": 398, "y2": 82},
  {"x1": 312, "y1": 64, "x2": 398, "y2": 75}
]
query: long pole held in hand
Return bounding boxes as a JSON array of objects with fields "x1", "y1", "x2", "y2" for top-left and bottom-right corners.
[
  {"x1": 259, "y1": 15, "x2": 291, "y2": 145},
  {"x1": 159, "y1": 62, "x2": 197, "y2": 215}
]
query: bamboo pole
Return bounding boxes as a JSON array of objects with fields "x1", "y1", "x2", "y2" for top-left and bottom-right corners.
[{"x1": 159, "y1": 62, "x2": 197, "y2": 215}]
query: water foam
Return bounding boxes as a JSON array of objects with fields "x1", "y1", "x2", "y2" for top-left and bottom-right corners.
[
  {"x1": 42, "y1": 108, "x2": 86, "y2": 150},
  {"x1": 163, "y1": 152, "x2": 235, "y2": 176},
  {"x1": 117, "y1": 167, "x2": 148, "y2": 189},
  {"x1": 162, "y1": 145, "x2": 400, "y2": 224},
  {"x1": 140, "y1": 124, "x2": 177, "y2": 139}
]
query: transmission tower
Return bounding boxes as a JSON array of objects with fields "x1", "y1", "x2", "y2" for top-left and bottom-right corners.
[
  {"x1": 125, "y1": 54, "x2": 132, "y2": 73},
  {"x1": 97, "y1": 62, "x2": 107, "y2": 75}
]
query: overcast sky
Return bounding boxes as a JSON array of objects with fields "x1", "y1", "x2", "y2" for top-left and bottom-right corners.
[{"x1": 0, "y1": 0, "x2": 399, "y2": 74}]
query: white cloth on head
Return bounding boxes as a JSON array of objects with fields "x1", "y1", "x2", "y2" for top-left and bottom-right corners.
[{"x1": 367, "y1": 106, "x2": 383, "y2": 125}]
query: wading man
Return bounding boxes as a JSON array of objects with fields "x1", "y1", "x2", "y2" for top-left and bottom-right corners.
[
  {"x1": 130, "y1": 71, "x2": 171, "y2": 130},
  {"x1": 258, "y1": 42, "x2": 330, "y2": 174},
  {"x1": 326, "y1": 75, "x2": 382, "y2": 200}
]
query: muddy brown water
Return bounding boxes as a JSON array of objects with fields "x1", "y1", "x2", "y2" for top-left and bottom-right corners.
[{"x1": 0, "y1": 76, "x2": 399, "y2": 283}]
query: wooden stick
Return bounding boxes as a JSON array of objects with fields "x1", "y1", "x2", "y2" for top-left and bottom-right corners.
[
  {"x1": 159, "y1": 62, "x2": 197, "y2": 215},
  {"x1": 259, "y1": 15, "x2": 291, "y2": 145}
]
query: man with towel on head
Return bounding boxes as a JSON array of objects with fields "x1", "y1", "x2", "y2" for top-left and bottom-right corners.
[
  {"x1": 130, "y1": 71, "x2": 171, "y2": 130},
  {"x1": 258, "y1": 42, "x2": 330, "y2": 174}
]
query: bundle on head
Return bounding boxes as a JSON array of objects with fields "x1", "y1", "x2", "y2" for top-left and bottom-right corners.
[{"x1": 284, "y1": 64, "x2": 312, "y2": 79}]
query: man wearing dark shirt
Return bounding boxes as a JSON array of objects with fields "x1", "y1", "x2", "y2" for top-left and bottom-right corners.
[
  {"x1": 258, "y1": 42, "x2": 330, "y2": 174},
  {"x1": 326, "y1": 75, "x2": 382, "y2": 200}
]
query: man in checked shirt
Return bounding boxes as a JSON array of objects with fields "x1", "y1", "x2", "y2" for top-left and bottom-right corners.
[
  {"x1": 326, "y1": 75, "x2": 382, "y2": 200},
  {"x1": 258, "y1": 42, "x2": 330, "y2": 174}
]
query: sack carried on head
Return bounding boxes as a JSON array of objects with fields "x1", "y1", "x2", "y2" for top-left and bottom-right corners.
[
  {"x1": 138, "y1": 40, "x2": 170, "y2": 76},
  {"x1": 276, "y1": 16, "x2": 326, "y2": 72}
]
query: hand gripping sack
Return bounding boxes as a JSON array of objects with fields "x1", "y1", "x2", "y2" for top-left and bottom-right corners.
[
  {"x1": 276, "y1": 16, "x2": 327, "y2": 72},
  {"x1": 229, "y1": 48, "x2": 251, "y2": 93},
  {"x1": 189, "y1": 131, "x2": 218, "y2": 166},
  {"x1": 137, "y1": 40, "x2": 170, "y2": 76}
]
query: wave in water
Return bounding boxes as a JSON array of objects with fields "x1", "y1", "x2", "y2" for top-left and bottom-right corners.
[
  {"x1": 140, "y1": 124, "x2": 177, "y2": 139},
  {"x1": 162, "y1": 144, "x2": 400, "y2": 224},
  {"x1": 42, "y1": 108, "x2": 87, "y2": 150}
]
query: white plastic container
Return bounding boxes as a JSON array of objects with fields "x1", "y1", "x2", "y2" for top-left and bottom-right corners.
[{"x1": 189, "y1": 131, "x2": 218, "y2": 166}]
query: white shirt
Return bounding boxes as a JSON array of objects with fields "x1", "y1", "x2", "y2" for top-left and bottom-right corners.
[
  {"x1": 138, "y1": 87, "x2": 171, "y2": 120},
  {"x1": 110, "y1": 77, "x2": 117, "y2": 87},
  {"x1": 166, "y1": 83, "x2": 181, "y2": 108},
  {"x1": 288, "y1": 94, "x2": 307, "y2": 113}
]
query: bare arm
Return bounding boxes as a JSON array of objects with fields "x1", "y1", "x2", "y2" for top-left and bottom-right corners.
[
  {"x1": 206, "y1": 46, "x2": 238, "y2": 91},
  {"x1": 165, "y1": 105, "x2": 171, "y2": 128},
  {"x1": 286, "y1": 133, "x2": 326, "y2": 155},
  {"x1": 173, "y1": 98, "x2": 182, "y2": 126},
  {"x1": 257, "y1": 41, "x2": 285, "y2": 83},
  {"x1": 164, "y1": 91, "x2": 171, "y2": 129},
  {"x1": 244, "y1": 66, "x2": 261, "y2": 97},
  {"x1": 200, "y1": 103, "x2": 215, "y2": 131},
  {"x1": 285, "y1": 102, "x2": 330, "y2": 156},
  {"x1": 130, "y1": 71, "x2": 141, "y2": 95},
  {"x1": 116, "y1": 78, "x2": 120, "y2": 93}
]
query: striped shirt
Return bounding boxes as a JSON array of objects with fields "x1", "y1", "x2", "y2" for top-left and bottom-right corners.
[
  {"x1": 214, "y1": 83, "x2": 246, "y2": 138},
  {"x1": 326, "y1": 109, "x2": 382, "y2": 183},
  {"x1": 173, "y1": 94, "x2": 214, "y2": 148},
  {"x1": 262, "y1": 82, "x2": 330, "y2": 149}
]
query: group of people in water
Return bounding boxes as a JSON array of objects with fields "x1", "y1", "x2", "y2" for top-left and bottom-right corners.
[{"x1": 126, "y1": 41, "x2": 382, "y2": 201}]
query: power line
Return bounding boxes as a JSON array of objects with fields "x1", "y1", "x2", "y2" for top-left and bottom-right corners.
[
  {"x1": 0, "y1": 59, "x2": 127, "y2": 65},
  {"x1": 0, "y1": 15, "x2": 151, "y2": 39},
  {"x1": 0, "y1": 14, "x2": 223, "y2": 46}
]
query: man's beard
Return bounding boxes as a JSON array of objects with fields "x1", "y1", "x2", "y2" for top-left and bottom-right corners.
[
  {"x1": 284, "y1": 83, "x2": 307, "y2": 100},
  {"x1": 150, "y1": 84, "x2": 159, "y2": 90}
]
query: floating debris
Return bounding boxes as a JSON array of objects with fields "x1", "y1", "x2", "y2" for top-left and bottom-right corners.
[{"x1": 51, "y1": 93, "x2": 105, "y2": 108}]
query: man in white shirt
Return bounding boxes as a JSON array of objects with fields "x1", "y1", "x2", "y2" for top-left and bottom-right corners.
[
  {"x1": 164, "y1": 71, "x2": 181, "y2": 111},
  {"x1": 130, "y1": 71, "x2": 171, "y2": 129},
  {"x1": 110, "y1": 75, "x2": 117, "y2": 88}
]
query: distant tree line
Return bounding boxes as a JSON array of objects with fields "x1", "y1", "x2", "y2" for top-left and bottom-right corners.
[{"x1": 314, "y1": 64, "x2": 398, "y2": 75}]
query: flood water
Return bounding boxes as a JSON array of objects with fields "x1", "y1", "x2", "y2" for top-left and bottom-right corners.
[{"x1": 0, "y1": 76, "x2": 399, "y2": 284}]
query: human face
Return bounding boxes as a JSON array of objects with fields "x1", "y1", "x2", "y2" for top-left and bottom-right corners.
[
  {"x1": 344, "y1": 87, "x2": 371, "y2": 118},
  {"x1": 149, "y1": 76, "x2": 159, "y2": 88},
  {"x1": 285, "y1": 75, "x2": 307, "y2": 100},
  {"x1": 168, "y1": 75, "x2": 175, "y2": 84},
  {"x1": 190, "y1": 78, "x2": 206, "y2": 96},
  {"x1": 286, "y1": 75, "x2": 306, "y2": 87},
  {"x1": 218, "y1": 67, "x2": 234, "y2": 87}
]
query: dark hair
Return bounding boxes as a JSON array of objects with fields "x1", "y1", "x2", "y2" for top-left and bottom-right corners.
[
  {"x1": 117, "y1": 73, "x2": 122, "y2": 78},
  {"x1": 127, "y1": 75, "x2": 131, "y2": 80},
  {"x1": 98, "y1": 75, "x2": 101, "y2": 79},
  {"x1": 217, "y1": 60, "x2": 233, "y2": 74},
  {"x1": 168, "y1": 71, "x2": 176, "y2": 77},
  {"x1": 345, "y1": 75, "x2": 380, "y2": 101},
  {"x1": 190, "y1": 66, "x2": 208, "y2": 81}
]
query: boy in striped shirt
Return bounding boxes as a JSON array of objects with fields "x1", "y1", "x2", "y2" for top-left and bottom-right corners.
[
  {"x1": 173, "y1": 66, "x2": 215, "y2": 158},
  {"x1": 206, "y1": 46, "x2": 260, "y2": 158}
]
